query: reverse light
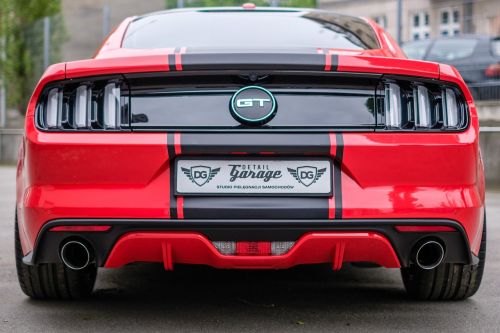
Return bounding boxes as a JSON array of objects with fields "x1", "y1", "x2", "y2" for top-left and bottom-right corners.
[
  {"x1": 212, "y1": 241, "x2": 295, "y2": 256},
  {"x1": 212, "y1": 241, "x2": 236, "y2": 255},
  {"x1": 271, "y1": 241, "x2": 295, "y2": 255}
]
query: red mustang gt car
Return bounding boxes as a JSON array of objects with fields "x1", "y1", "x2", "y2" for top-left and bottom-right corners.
[{"x1": 15, "y1": 7, "x2": 486, "y2": 300}]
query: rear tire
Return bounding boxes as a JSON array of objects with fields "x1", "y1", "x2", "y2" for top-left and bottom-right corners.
[
  {"x1": 15, "y1": 215, "x2": 97, "y2": 299},
  {"x1": 401, "y1": 213, "x2": 486, "y2": 300}
]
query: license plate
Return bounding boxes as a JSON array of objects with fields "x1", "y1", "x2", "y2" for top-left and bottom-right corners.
[{"x1": 175, "y1": 158, "x2": 332, "y2": 196}]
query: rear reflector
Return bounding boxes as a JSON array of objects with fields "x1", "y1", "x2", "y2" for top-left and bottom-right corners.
[
  {"x1": 236, "y1": 242, "x2": 271, "y2": 256},
  {"x1": 49, "y1": 225, "x2": 112, "y2": 232},
  {"x1": 395, "y1": 226, "x2": 456, "y2": 232},
  {"x1": 212, "y1": 241, "x2": 236, "y2": 255},
  {"x1": 212, "y1": 241, "x2": 295, "y2": 256},
  {"x1": 271, "y1": 241, "x2": 295, "y2": 255}
]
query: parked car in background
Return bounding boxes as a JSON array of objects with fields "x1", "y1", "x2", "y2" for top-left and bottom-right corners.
[{"x1": 403, "y1": 35, "x2": 500, "y2": 100}]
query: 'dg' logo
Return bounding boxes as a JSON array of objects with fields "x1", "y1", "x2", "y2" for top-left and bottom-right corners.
[
  {"x1": 181, "y1": 166, "x2": 220, "y2": 186},
  {"x1": 288, "y1": 166, "x2": 327, "y2": 187},
  {"x1": 230, "y1": 86, "x2": 277, "y2": 126}
]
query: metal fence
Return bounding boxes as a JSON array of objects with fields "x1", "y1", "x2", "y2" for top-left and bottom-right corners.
[{"x1": 468, "y1": 81, "x2": 500, "y2": 101}]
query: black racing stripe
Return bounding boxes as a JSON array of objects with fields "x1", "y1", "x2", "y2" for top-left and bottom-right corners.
[
  {"x1": 168, "y1": 49, "x2": 178, "y2": 72},
  {"x1": 183, "y1": 197, "x2": 329, "y2": 219},
  {"x1": 181, "y1": 53, "x2": 325, "y2": 71},
  {"x1": 334, "y1": 133, "x2": 344, "y2": 219},
  {"x1": 181, "y1": 133, "x2": 331, "y2": 155},
  {"x1": 331, "y1": 54, "x2": 339, "y2": 72},
  {"x1": 167, "y1": 133, "x2": 177, "y2": 218}
]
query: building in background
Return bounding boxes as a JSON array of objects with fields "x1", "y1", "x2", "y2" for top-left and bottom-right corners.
[
  {"x1": 61, "y1": 0, "x2": 165, "y2": 61},
  {"x1": 319, "y1": 0, "x2": 500, "y2": 43}
]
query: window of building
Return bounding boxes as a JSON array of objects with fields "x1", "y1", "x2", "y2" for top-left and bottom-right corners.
[
  {"x1": 373, "y1": 15, "x2": 387, "y2": 29},
  {"x1": 439, "y1": 8, "x2": 460, "y2": 37},
  {"x1": 410, "y1": 11, "x2": 430, "y2": 41},
  {"x1": 441, "y1": 11, "x2": 449, "y2": 24}
]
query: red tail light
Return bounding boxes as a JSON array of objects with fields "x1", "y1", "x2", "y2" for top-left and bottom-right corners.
[
  {"x1": 49, "y1": 225, "x2": 112, "y2": 232},
  {"x1": 485, "y1": 63, "x2": 500, "y2": 78},
  {"x1": 395, "y1": 226, "x2": 455, "y2": 232}
]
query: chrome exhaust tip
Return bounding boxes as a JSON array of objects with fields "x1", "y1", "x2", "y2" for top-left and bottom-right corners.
[
  {"x1": 60, "y1": 240, "x2": 92, "y2": 270},
  {"x1": 414, "y1": 240, "x2": 445, "y2": 270}
]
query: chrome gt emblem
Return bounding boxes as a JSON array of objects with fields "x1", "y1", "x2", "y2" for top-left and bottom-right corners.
[
  {"x1": 287, "y1": 166, "x2": 327, "y2": 187},
  {"x1": 181, "y1": 166, "x2": 220, "y2": 187},
  {"x1": 230, "y1": 86, "x2": 277, "y2": 126}
]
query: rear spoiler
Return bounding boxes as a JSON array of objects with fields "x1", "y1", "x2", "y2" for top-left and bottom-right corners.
[{"x1": 63, "y1": 52, "x2": 440, "y2": 80}]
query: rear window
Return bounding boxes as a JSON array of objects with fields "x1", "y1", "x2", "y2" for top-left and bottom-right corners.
[
  {"x1": 426, "y1": 38, "x2": 478, "y2": 61},
  {"x1": 122, "y1": 10, "x2": 380, "y2": 50},
  {"x1": 492, "y1": 38, "x2": 500, "y2": 57}
]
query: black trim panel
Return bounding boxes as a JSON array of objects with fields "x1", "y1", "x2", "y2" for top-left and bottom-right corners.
[
  {"x1": 181, "y1": 133, "x2": 331, "y2": 155},
  {"x1": 167, "y1": 133, "x2": 178, "y2": 218},
  {"x1": 331, "y1": 54, "x2": 339, "y2": 72},
  {"x1": 183, "y1": 197, "x2": 330, "y2": 219},
  {"x1": 181, "y1": 53, "x2": 326, "y2": 71},
  {"x1": 334, "y1": 133, "x2": 343, "y2": 219},
  {"x1": 27, "y1": 218, "x2": 473, "y2": 269}
]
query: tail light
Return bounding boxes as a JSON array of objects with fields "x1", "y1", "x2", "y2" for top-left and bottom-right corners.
[
  {"x1": 212, "y1": 241, "x2": 295, "y2": 256},
  {"x1": 382, "y1": 80, "x2": 467, "y2": 131},
  {"x1": 485, "y1": 63, "x2": 500, "y2": 78},
  {"x1": 36, "y1": 77, "x2": 129, "y2": 131}
]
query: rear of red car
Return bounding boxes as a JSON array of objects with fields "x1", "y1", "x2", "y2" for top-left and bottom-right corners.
[{"x1": 15, "y1": 8, "x2": 485, "y2": 300}]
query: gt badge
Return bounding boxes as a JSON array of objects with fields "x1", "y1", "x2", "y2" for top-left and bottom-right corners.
[
  {"x1": 181, "y1": 166, "x2": 220, "y2": 187},
  {"x1": 287, "y1": 166, "x2": 327, "y2": 187},
  {"x1": 230, "y1": 86, "x2": 277, "y2": 126}
]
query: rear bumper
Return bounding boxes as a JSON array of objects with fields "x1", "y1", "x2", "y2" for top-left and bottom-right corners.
[
  {"x1": 104, "y1": 231, "x2": 400, "y2": 270},
  {"x1": 26, "y1": 219, "x2": 474, "y2": 269}
]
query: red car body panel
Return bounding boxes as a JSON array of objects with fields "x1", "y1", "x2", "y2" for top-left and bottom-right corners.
[
  {"x1": 104, "y1": 232, "x2": 400, "y2": 269},
  {"x1": 16, "y1": 10, "x2": 485, "y2": 270}
]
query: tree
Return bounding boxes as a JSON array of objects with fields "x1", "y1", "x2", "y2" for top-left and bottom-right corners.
[{"x1": 0, "y1": 0, "x2": 64, "y2": 114}]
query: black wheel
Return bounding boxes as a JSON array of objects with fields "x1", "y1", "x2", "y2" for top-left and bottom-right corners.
[
  {"x1": 401, "y1": 213, "x2": 486, "y2": 300},
  {"x1": 15, "y1": 215, "x2": 97, "y2": 299}
]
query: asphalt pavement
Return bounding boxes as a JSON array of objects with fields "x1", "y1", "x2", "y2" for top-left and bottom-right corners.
[{"x1": 0, "y1": 165, "x2": 499, "y2": 332}]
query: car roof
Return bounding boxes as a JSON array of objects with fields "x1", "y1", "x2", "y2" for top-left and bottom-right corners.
[{"x1": 134, "y1": 6, "x2": 360, "y2": 21}]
